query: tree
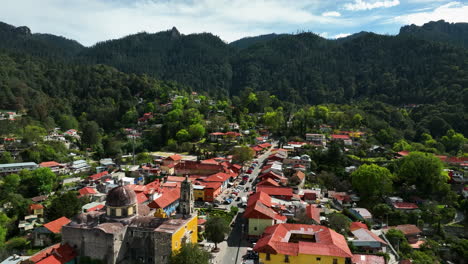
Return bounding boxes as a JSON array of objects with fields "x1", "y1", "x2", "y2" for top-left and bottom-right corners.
[
  {"x1": 372, "y1": 204, "x2": 392, "y2": 222},
  {"x1": 328, "y1": 213, "x2": 351, "y2": 234},
  {"x1": 135, "y1": 152, "x2": 152, "y2": 164},
  {"x1": 0, "y1": 213, "x2": 11, "y2": 248},
  {"x1": 21, "y1": 168, "x2": 57, "y2": 196},
  {"x1": 441, "y1": 129, "x2": 466, "y2": 154},
  {"x1": 81, "y1": 121, "x2": 101, "y2": 147},
  {"x1": 0, "y1": 151, "x2": 14, "y2": 164},
  {"x1": 232, "y1": 145, "x2": 254, "y2": 164},
  {"x1": 392, "y1": 139, "x2": 412, "y2": 152},
  {"x1": 46, "y1": 191, "x2": 82, "y2": 220},
  {"x1": 205, "y1": 217, "x2": 229, "y2": 250},
  {"x1": 2, "y1": 173, "x2": 20, "y2": 194},
  {"x1": 22, "y1": 125, "x2": 46, "y2": 144},
  {"x1": 176, "y1": 129, "x2": 191, "y2": 142},
  {"x1": 188, "y1": 124, "x2": 205, "y2": 140},
  {"x1": 351, "y1": 164, "x2": 394, "y2": 200},
  {"x1": 58, "y1": 114, "x2": 79, "y2": 130},
  {"x1": 170, "y1": 243, "x2": 210, "y2": 264},
  {"x1": 397, "y1": 152, "x2": 446, "y2": 194}
]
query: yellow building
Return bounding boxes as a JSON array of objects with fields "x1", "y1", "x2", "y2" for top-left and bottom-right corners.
[
  {"x1": 193, "y1": 185, "x2": 205, "y2": 201},
  {"x1": 165, "y1": 214, "x2": 198, "y2": 251},
  {"x1": 253, "y1": 223, "x2": 353, "y2": 264},
  {"x1": 244, "y1": 192, "x2": 287, "y2": 237}
]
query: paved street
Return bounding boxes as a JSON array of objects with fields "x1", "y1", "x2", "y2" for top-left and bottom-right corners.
[{"x1": 219, "y1": 142, "x2": 277, "y2": 264}]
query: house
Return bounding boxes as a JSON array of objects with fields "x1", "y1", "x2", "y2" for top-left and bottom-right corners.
[
  {"x1": 161, "y1": 154, "x2": 183, "y2": 174},
  {"x1": 78, "y1": 187, "x2": 99, "y2": 199},
  {"x1": 244, "y1": 192, "x2": 287, "y2": 237},
  {"x1": 392, "y1": 202, "x2": 419, "y2": 211},
  {"x1": 305, "y1": 204, "x2": 321, "y2": 224},
  {"x1": 228, "y1": 123, "x2": 240, "y2": 130},
  {"x1": 175, "y1": 161, "x2": 224, "y2": 176},
  {"x1": 0, "y1": 162, "x2": 38, "y2": 175},
  {"x1": 351, "y1": 254, "x2": 385, "y2": 264},
  {"x1": 208, "y1": 132, "x2": 225, "y2": 142},
  {"x1": 283, "y1": 155, "x2": 312, "y2": 169},
  {"x1": 289, "y1": 171, "x2": 305, "y2": 187},
  {"x1": 200, "y1": 182, "x2": 222, "y2": 202},
  {"x1": 331, "y1": 134, "x2": 352, "y2": 146},
  {"x1": 349, "y1": 208, "x2": 373, "y2": 222},
  {"x1": 305, "y1": 133, "x2": 326, "y2": 146},
  {"x1": 148, "y1": 189, "x2": 180, "y2": 216},
  {"x1": 87, "y1": 171, "x2": 109, "y2": 182},
  {"x1": 39, "y1": 161, "x2": 66, "y2": 174},
  {"x1": 28, "y1": 204, "x2": 44, "y2": 217},
  {"x1": 70, "y1": 160, "x2": 90, "y2": 173},
  {"x1": 351, "y1": 228, "x2": 387, "y2": 252},
  {"x1": 203, "y1": 172, "x2": 231, "y2": 190},
  {"x1": 24, "y1": 243, "x2": 76, "y2": 264},
  {"x1": 256, "y1": 187, "x2": 294, "y2": 201},
  {"x1": 33, "y1": 217, "x2": 71, "y2": 247},
  {"x1": 82, "y1": 202, "x2": 105, "y2": 213},
  {"x1": 384, "y1": 224, "x2": 421, "y2": 244},
  {"x1": 257, "y1": 178, "x2": 281, "y2": 187},
  {"x1": 350, "y1": 222, "x2": 368, "y2": 232},
  {"x1": 253, "y1": 224, "x2": 353, "y2": 264}
]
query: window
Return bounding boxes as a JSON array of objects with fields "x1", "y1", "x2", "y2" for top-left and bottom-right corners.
[
  {"x1": 284, "y1": 255, "x2": 289, "y2": 263},
  {"x1": 316, "y1": 257, "x2": 321, "y2": 261},
  {"x1": 254, "y1": 227, "x2": 257, "y2": 231},
  {"x1": 266, "y1": 253, "x2": 271, "y2": 260},
  {"x1": 116, "y1": 208, "x2": 122, "y2": 217},
  {"x1": 333, "y1": 259, "x2": 338, "y2": 264}
]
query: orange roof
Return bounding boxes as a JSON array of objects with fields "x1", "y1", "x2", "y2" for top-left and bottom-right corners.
[
  {"x1": 202, "y1": 181, "x2": 222, "y2": 189},
  {"x1": 244, "y1": 201, "x2": 286, "y2": 221},
  {"x1": 248, "y1": 191, "x2": 272, "y2": 208},
  {"x1": 39, "y1": 161, "x2": 61, "y2": 168},
  {"x1": 86, "y1": 204, "x2": 104, "y2": 212},
  {"x1": 204, "y1": 172, "x2": 230, "y2": 182},
  {"x1": 148, "y1": 189, "x2": 180, "y2": 209},
  {"x1": 292, "y1": 171, "x2": 305, "y2": 181},
  {"x1": 29, "y1": 243, "x2": 76, "y2": 264},
  {"x1": 29, "y1": 203, "x2": 44, "y2": 210},
  {"x1": 257, "y1": 178, "x2": 280, "y2": 187},
  {"x1": 166, "y1": 176, "x2": 186, "y2": 182},
  {"x1": 136, "y1": 192, "x2": 148, "y2": 204},
  {"x1": 386, "y1": 224, "x2": 421, "y2": 236},
  {"x1": 78, "y1": 187, "x2": 98, "y2": 197},
  {"x1": 43, "y1": 217, "x2": 71, "y2": 234},
  {"x1": 331, "y1": 134, "x2": 351, "y2": 140},
  {"x1": 306, "y1": 204, "x2": 321, "y2": 223},
  {"x1": 350, "y1": 222, "x2": 368, "y2": 231},
  {"x1": 256, "y1": 186, "x2": 293, "y2": 197},
  {"x1": 166, "y1": 154, "x2": 182, "y2": 161},
  {"x1": 87, "y1": 171, "x2": 108, "y2": 181},
  {"x1": 254, "y1": 224, "x2": 352, "y2": 258}
]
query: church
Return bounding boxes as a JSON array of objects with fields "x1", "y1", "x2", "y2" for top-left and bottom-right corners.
[{"x1": 62, "y1": 176, "x2": 197, "y2": 264}]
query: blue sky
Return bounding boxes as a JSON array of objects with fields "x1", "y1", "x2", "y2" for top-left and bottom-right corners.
[{"x1": 1, "y1": 0, "x2": 467, "y2": 46}]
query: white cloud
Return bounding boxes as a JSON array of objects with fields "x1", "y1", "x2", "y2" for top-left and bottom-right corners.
[
  {"x1": 322, "y1": 11, "x2": 341, "y2": 17},
  {"x1": 333, "y1": 33, "x2": 352, "y2": 38},
  {"x1": 393, "y1": 1, "x2": 468, "y2": 25},
  {"x1": 0, "y1": 0, "x2": 345, "y2": 46},
  {"x1": 344, "y1": 0, "x2": 400, "y2": 11}
]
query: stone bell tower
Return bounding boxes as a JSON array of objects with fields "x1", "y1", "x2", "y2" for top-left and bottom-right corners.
[{"x1": 179, "y1": 175, "x2": 194, "y2": 216}]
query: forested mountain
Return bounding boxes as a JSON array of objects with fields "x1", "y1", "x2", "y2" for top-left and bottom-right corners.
[
  {"x1": 400, "y1": 20, "x2": 468, "y2": 48},
  {"x1": 77, "y1": 27, "x2": 233, "y2": 97},
  {"x1": 0, "y1": 20, "x2": 467, "y2": 107},
  {"x1": 0, "y1": 22, "x2": 84, "y2": 58},
  {"x1": 229, "y1": 33, "x2": 283, "y2": 50}
]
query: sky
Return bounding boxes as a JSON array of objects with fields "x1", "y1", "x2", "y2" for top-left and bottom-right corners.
[{"x1": 1, "y1": 0, "x2": 468, "y2": 46}]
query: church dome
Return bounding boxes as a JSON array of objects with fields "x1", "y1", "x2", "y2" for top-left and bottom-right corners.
[{"x1": 106, "y1": 185, "x2": 137, "y2": 207}]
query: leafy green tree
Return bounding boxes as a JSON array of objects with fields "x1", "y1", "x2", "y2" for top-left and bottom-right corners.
[
  {"x1": 176, "y1": 129, "x2": 191, "y2": 142},
  {"x1": 46, "y1": 191, "x2": 82, "y2": 220},
  {"x1": 81, "y1": 121, "x2": 101, "y2": 147},
  {"x1": 122, "y1": 107, "x2": 138, "y2": 125},
  {"x1": 170, "y1": 243, "x2": 210, "y2": 264},
  {"x1": 2, "y1": 173, "x2": 20, "y2": 194},
  {"x1": 441, "y1": 129, "x2": 466, "y2": 154},
  {"x1": 58, "y1": 114, "x2": 79, "y2": 130},
  {"x1": 232, "y1": 145, "x2": 254, "y2": 164},
  {"x1": 372, "y1": 204, "x2": 392, "y2": 221},
  {"x1": 397, "y1": 152, "x2": 446, "y2": 194},
  {"x1": 0, "y1": 213, "x2": 11, "y2": 248},
  {"x1": 188, "y1": 124, "x2": 205, "y2": 140},
  {"x1": 205, "y1": 217, "x2": 230, "y2": 250},
  {"x1": 351, "y1": 164, "x2": 394, "y2": 200},
  {"x1": 20, "y1": 168, "x2": 57, "y2": 196},
  {"x1": 328, "y1": 213, "x2": 351, "y2": 234},
  {"x1": 135, "y1": 152, "x2": 153, "y2": 164},
  {"x1": 6, "y1": 237, "x2": 29, "y2": 252},
  {"x1": 22, "y1": 125, "x2": 46, "y2": 144},
  {"x1": 352, "y1": 113, "x2": 363, "y2": 128},
  {"x1": 0, "y1": 151, "x2": 14, "y2": 164},
  {"x1": 386, "y1": 229, "x2": 412, "y2": 255}
]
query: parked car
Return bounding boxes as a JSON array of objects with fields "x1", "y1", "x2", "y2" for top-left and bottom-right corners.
[{"x1": 247, "y1": 169, "x2": 253, "y2": 174}]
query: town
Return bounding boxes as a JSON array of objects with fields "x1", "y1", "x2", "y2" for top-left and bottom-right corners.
[{"x1": 0, "y1": 93, "x2": 467, "y2": 264}]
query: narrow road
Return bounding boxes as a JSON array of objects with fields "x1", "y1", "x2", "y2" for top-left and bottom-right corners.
[{"x1": 221, "y1": 142, "x2": 277, "y2": 263}]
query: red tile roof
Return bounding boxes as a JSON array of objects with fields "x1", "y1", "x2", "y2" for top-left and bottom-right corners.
[
  {"x1": 256, "y1": 186, "x2": 293, "y2": 197},
  {"x1": 292, "y1": 171, "x2": 305, "y2": 181},
  {"x1": 350, "y1": 222, "x2": 368, "y2": 231},
  {"x1": 202, "y1": 181, "x2": 222, "y2": 190},
  {"x1": 306, "y1": 204, "x2": 321, "y2": 223},
  {"x1": 87, "y1": 171, "x2": 108, "y2": 181},
  {"x1": 29, "y1": 203, "x2": 44, "y2": 210},
  {"x1": 258, "y1": 171, "x2": 283, "y2": 180},
  {"x1": 386, "y1": 224, "x2": 421, "y2": 236},
  {"x1": 351, "y1": 254, "x2": 385, "y2": 264},
  {"x1": 39, "y1": 161, "x2": 61, "y2": 168},
  {"x1": 29, "y1": 243, "x2": 76, "y2": 264},
  {"x1": 43, "y1": 217, "x2": 71, "y2": 234},
  {"x1": 393, "y1": 202, "x2": 418, "y2": 209},
  {"x1": 204, "y1": 172, "x2": 230, "y2": 182},
  {"x1": 209, "y1": 132, "x2": 225, "y2": 136},
  {"x1": 136, "y1": 192, "x2": 148, "y2": 204},
  {"x1": 252, "y1": 146, "x2": 263, "y2": 152},
  {"x1": 244, "y1": 201, "x2": 287, "y2": 221},
  {"x1": 166, "y1": 154, "x2": 182, "y2": 161},
  {"x1": 254, "y1": 224, "x2": 352, "y2": 258},
  {"x1": 86, "y1": 204, "x2": 104, "y2": 212},
  {"x1": 78, "y1": 187, "x2": 98, "y2": 197},
  {"x1": 148, "y1": 189, "x2": 180, "y2": 209},
  {"x1": 247, "y1": 191, "x2": 272, "y2": 208},
  {"x1": 259, "y1": 143, "x2": 272, "y2": 149},
  {"x1": 257, "y1": 178, "x2": 280, "y2": 187},
  {"x1": 331, "y1": 134, "x2": 351, "y2": 140}
]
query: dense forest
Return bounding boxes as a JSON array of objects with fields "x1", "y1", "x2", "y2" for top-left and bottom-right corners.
[{"x1": 1, "y1": 20, "x2": 468, "y2": 106}]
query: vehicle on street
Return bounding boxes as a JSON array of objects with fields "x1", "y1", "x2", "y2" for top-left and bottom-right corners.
[{"x1": 224, "y1": 198, "x2": 233, "y2": 204}]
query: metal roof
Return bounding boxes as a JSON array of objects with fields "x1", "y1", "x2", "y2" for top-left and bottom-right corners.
[{"x1": 0, "y1": 162, "x2": 38, "y2": 168}]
